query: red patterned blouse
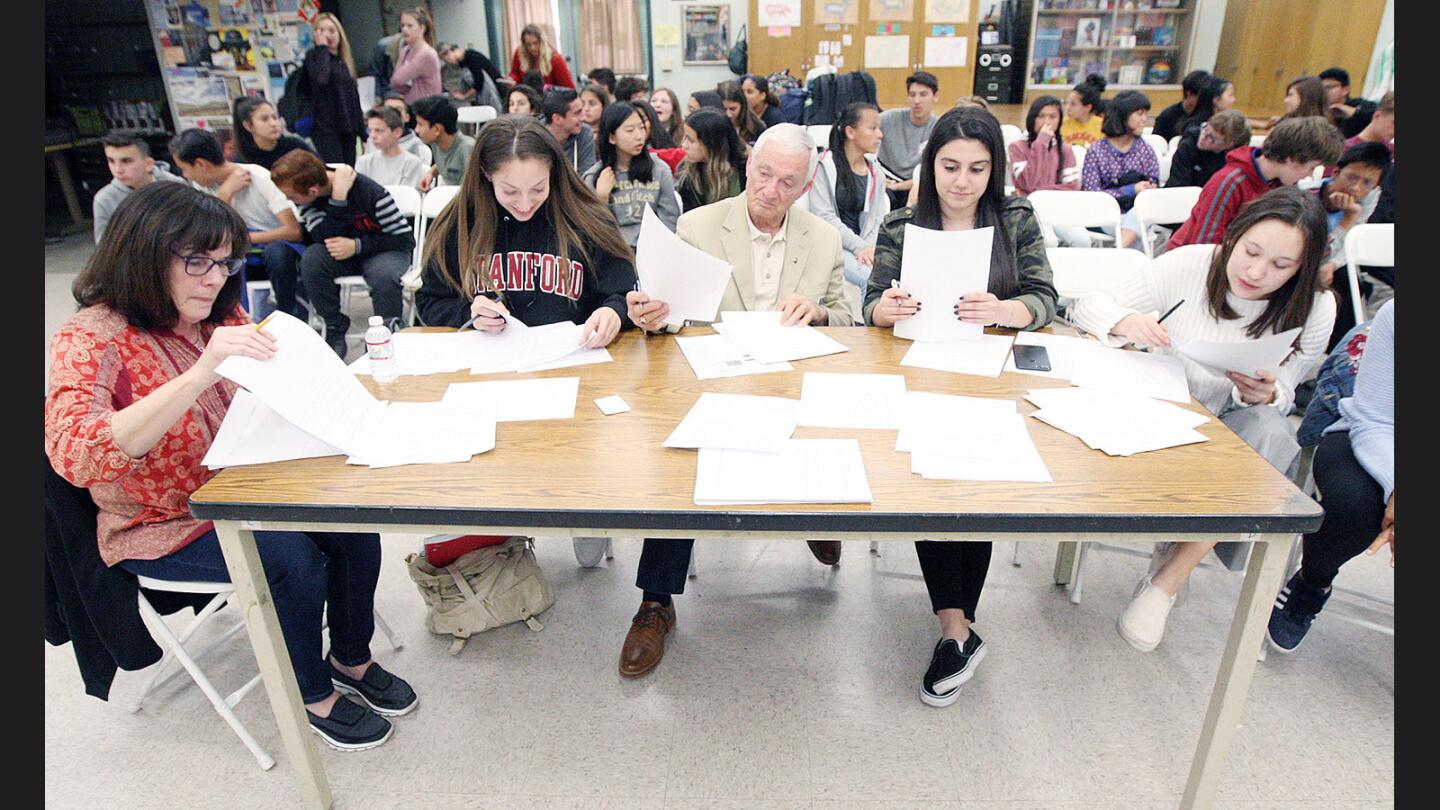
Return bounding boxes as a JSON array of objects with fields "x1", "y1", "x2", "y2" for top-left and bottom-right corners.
[{"x1": 45, "y1": 304, "x2": 249, "y2": 566}]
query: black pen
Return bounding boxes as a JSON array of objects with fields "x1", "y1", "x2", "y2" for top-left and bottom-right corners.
[{"x1": 1156, "y1": 299, "x2": 1185, "y2": 324}]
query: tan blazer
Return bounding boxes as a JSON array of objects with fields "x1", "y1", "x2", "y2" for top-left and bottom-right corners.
[{"x1": 674, "y1": 193, "x2": 858, "y2": 326}]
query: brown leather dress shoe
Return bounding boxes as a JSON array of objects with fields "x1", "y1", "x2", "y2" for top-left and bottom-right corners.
[
  {"x1": 807, "y1": 540, "x2": 842, "y2": 566},
  {"x1": 619, "y1": 601, "x2": 676, "y2": 678}
]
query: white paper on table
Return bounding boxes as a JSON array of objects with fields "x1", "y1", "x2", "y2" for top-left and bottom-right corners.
[
  {"x1": 636, "y1": 206, "x2": 733, "y2": 327},
  {"x1": 894, "y1": 224, "x2": 993, "y2": 342},
  {"x1": 349, "y1": 330, "x2": 498, "y2": 376},
  {"x1": 1069, "y1": 344, "x2": 1192, "y2": 403},
  {"x1": 713, "y1": 321, "x2": 850, "y2": 364},
  {"x1": 798, "y1": 372, "x2": 907, "y2": 430},
  {"x1": 923, "y1": 36, "x2": 969, "y2": 68},
  {"x1": 460, "y1": 313, "x2": 596, "y2": 374},
  {"x1": 1024, "y1": 387, "x2": 1209, "y2": 456},
  {"x1": 1022, "y1": 387, "x2": 1208, "y2": 429},
  {"x1": 910, "y1": 413, "x2": 1052, "y2": 482},
  {"x1": 674, "y1": 333, "x2": 794, "y2": 380},
  {"x1": 1174, "y1": 327, "x2": 1303, "y2": 377},
  {"x1": 864, "y1": 35, "x2": 910, "y2": 69},
  {"x1": 899, "y1": 333, "x2": 1014, "y2": 377},
  {"x1": 347, "y1": 399, "x2": 497, "y2": 468},
  {"x1": 894, "y1": 391, "x2": 1018, "y2": 455},
  {"x1": 513, "y1": 320, "x2": 591, "y2": 372},
  {"x1": 1031, "y1": 409, "x2": 1208, "y2": 456},
  {"x1": 595, "y1": 395, "x2": 631, "y2": 415},
  {"x1": 204, "y1": 389, "x2": 345, "y2": 468},
  {"x1": 1002, "y1": 331, "x2": 1097, "y2": 380},
  {"x1": 694, "y1": 439, "x2": 872, "y2": 505},
  {"x1": 441, "y1": 377, "x2": 580, "y2": 422},
  {"x1": 719, "y1": 310, "x2": 783, "y2": 327},
  {"x1": 663, "y1": 392, "x2": 801, "y2": 452},
  {"x1": 521, "y1": 346, "x2": 612, "y2": 372},
  {"x1": 215, "y1": 311, "x2": 388, "y2": 455}
]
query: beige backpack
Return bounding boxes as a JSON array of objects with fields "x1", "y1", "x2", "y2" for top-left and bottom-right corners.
[{"x1": 405, "y1": 537, "x2": 555, "y2": 654}]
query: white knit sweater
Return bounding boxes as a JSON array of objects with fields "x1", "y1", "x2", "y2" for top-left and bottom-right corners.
[{"x1": 1070, "y1": 244, "x2": 1337, "y2": 415}]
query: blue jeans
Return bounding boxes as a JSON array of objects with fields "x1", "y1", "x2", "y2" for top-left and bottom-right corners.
[
  {"x1": 842, "y1": 249, "x2": 872, "y2": 288},
  {"x1": 120, "y1": 529, "x2": 382, "y2": 703}
]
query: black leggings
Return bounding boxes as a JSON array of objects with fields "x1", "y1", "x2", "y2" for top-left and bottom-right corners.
[
  {"x1": 1301, "y1": 431, "x2": 1387, "y2": 589},
  {"x1": 915, "y1": 541, "x2": 993, "y2": 622}
]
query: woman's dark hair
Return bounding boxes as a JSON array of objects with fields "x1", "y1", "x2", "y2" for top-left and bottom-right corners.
[
  {"x1": 1180, "y1": 69, "x2": 1212, "y2": 97},
  {"x1": 1102, "y1": 90, "x2": 1151, "y2": 137},
  {"x1": 691, "y1": 90, "x2": 724, "y2": 111},
  {"x1": 632, "y1": 99, "x2": 675, "y2": 149},
  {"x1": 913, "y1": 105, "x2": 1019, "y2": 300},
  {"x1": 717, "y1": 80, "x2": 764, "y2": 143},
  {"x1": 1024, "y1": 95, "x2": 1066, "y2": 183},
  {"x1": 678, "y1": 108, "x2": 747, "y2": 206},
  {"x1": 580, "y1": 82, "x2": 611, "y2": 110},
  {"x1": 232, "y1": 96, "x2": 274, "y2": 159},
  {"x1": 73, "y1": 183, "x2": 247, "y2": 331},
  {"x1": 508, "y1": 84, "x2": 543, "y2": 115},
  {"x1": 596, "y1": 101, "x2": 655, "y2": 184},
  {"x1": 1204, "y1": 185, "x2": 1330, "y2": 340},
  {"x1": 741, "y1": 73, "x2": 781, "y2": 109},
  {"x1": 1180, "y1": 75, "x2": 1230, "y2": 134},
  {"x1": 522, "y1": 70, "x2": 545, "y2": 93},
  {"x1": 587, "y1": 67, "x2": 617, "y2": 93},
  {"x1": 1285, "y1": 76, "x2": 1329, "y2": 119},
  {"x1": 1071, "y1": 73, "x2": 1107, "y2": 116},
  {"x1": 829, "y1": 102, "x2": 880, "y2": 213},
  {"x1": 169, "y1": 128, "x2": 226, "y2": 166}
]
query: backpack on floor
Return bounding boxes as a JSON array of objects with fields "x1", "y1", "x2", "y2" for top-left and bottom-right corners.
[
  {"x1": 405, "y1": 536, "x2": 555, "y2": 654},
  {"x1": 778, "y1": 87, "x2": 808, "y2": 124}
]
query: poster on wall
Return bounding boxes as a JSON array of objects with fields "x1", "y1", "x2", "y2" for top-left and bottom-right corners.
[
  {"x1": 924, "y1": 0, "x2": 968, "y2": 24},
  {"x1": 169, "y1": 67, "x2": 237, "y2": 118},
  {"x1": 864, "y1": 35, "x2": 910, "y2": 68},
  {"x1": 682, "y1": 5, "x2": 730, "y2": 65},
  {"x1": 922, "y1": 36, "x2": 968, "y2": 67},
  {"x1": 758, "y1": 0, "x2": 802, "y2": 28},
  {"x1": 814, "y1": 0, "x2": 860, "y2": 26},
  {"x1": 869, "y1": 0, "x2": 914, "y2": 23}
]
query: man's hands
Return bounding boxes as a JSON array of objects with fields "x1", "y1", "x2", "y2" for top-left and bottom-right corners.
[
  {"x1": 777, "y1": 294, "x2": 825, "y2": 326},
  {"x1": 419, "y1": 165, "x2": 439, "y2": 192},
  {"x1": 626, "y1": 290, "x2": 671, "y2": 332},
  {"x1": 1332, "y1": 190, "x2": 1363, "y2": 229},
  {"x1": 217, "y1": 167, "x2": 252, "y2": 202},
  {"x1": 324, "y1": 237, "x2": 358, "y2": 261},
  {"x1": 1329, "y1": 102, "x2": 1358, "y2": 120},
  {"x1": 856, "y1": 245, "x2": 877, "y2": 267}
]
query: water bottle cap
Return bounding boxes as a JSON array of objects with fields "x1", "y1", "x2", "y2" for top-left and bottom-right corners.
[{"x1": 368, "y1": 316, "x2": 384, "y2": 326}]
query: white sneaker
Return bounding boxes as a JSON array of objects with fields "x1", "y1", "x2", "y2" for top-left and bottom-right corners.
[
  {"x1": 573, "y1": 537, "x2": 609, "y2": 568},
  {"x1": 1117, "y1": 576, "x2": 1177, "y2": 652},
  {"x1": 1147, "y1": 543, "x2": 1189, "y2": 607}
]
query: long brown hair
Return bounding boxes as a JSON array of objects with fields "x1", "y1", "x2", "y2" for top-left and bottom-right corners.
[
  {"x1": 74, "y1": 183, "x2": 248, "y2": 331},
  {"x1": 1204, "y1": 186, "x2": 1330, "y2": 340},
  {"x1": 312, "y1": 13, "x2": 356, "y2": 77},
  {"x1": 518, "y1": 23, "x2": 555, "y2": 74},
  {"x1": 422, "y1": 115, "x2": 633, "y2": 300},
  {"x1": 1284, "y1": 76, "x2": 1328, "y2": 120},
  {"x1": 400, "y1": 7, "x2": 436, "y2": 48}
]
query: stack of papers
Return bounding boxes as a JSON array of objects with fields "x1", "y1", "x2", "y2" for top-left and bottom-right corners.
[
  {"x1": 894, "y1": 224, "x2": 993, "y2": 343},
  {"x1": 440, "y1": 377, "x2": 581, "y2": 422},
  {"x1": 467, "y1": 314, "x2": 613, "y2": 374},
  {"x1": 1025, "y1": 387, "x2": 1210, "y2": 456},
  {"x1": 894, "y1": 391, "x2": 1052, "y2": 482},
  {"x1": 1070, "y1": 343, "x2": 1191, "y2": 403},
  {"x1": 663, "y1": 392, "x2": 801, "y2": 452},
  {"x1": 713, "y1": 311, "x2": 850, "y2": 363},
  {"x1": 203, "y1": 390, "x2": 344, "y2": 468},
  {"x1": 1174, "y1": 327, "x2": 1302, "y2": 376},
  {"x1": 635, "y1": 205, "x2": 733, "y2": 327},
  {"x1": 674, "y1": 333, "x2": 793, "y2": 380},
  {"x1": 798, "y1": 372, "x2": 907, "y2": 429},
  {"x1": 347, "y1": 331, "x2": 492, "y2": 376},
  {"x1": 1001, "y1": 331, "x2": 1098, "y2": 380},
  {"x1": 900, "y1": 333, "x2": 1015, "y2": 377},
  {"x1": 694, "y1": 439, "x2": 873, "y2": 505},
  {"x1": 346, "y1": 400, "x2": 496, "y2": 468}
]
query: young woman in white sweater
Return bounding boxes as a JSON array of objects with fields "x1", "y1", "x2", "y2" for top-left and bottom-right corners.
[
  {"x1": 1070, "y1": 186, "x2": 1337, "y2": 652},
  {"x1": 807, "y1": 102, "x2": 890, "y2": 287}
]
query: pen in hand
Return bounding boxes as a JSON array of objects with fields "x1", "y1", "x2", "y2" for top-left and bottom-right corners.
[{"x1": 1156, "y1": 299, "x2": 1185, "y2": 325}]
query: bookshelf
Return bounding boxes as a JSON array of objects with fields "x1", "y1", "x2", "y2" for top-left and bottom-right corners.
[{"x1": 1027, "y1": 0, "x2": 1201, "y2": 91}]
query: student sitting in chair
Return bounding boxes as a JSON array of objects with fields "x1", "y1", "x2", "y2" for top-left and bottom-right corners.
[
  {"x1": 1080, "y1": 90, "x2": 1159, "y2": 249},
  {"x1": 92, "y1": 130, "x2": 184, "y2": 244},
  {"x1": 355, "y1": 106, "x2": 429, "y2": 189},
  {"x1": 674, "y1": 108, "x2": 748, "y2": 213},
  {"x1": 46, "y1": 182, "x2": 416, "y2": 752},
  {"x1": 878, "y1": 71, "x2": 941, "y2": 210},
  {"x1": 582, "y1": 101, "x2": 681, "y2": 249},
  {"x1": 807, "y1": 101, "x2": 890, "y2": 288},
  {"x1": 411, "y1": 95, "x2": 476, "y2": 190}
]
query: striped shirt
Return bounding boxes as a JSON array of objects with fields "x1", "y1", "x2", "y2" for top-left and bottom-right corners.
[{"x1": 297, "y1": 172, "x2": 415, "y2": 258}]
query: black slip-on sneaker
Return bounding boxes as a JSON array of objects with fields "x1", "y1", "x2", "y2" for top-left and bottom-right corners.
[
  {"x1": 920, "y1": 631, "x2": 988, "y2": 708},
  {"x1": 330, "y1": 660, "x2": 418, "y2": 717},
  {"x1": 307, "y1": 696, "x2": 393, "y2": 752}
]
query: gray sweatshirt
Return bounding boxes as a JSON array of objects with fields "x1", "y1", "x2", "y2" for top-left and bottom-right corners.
[
  {"x1": 92, "y1": 162, "x2": 185, "y2": 244},
  {"x1": 582, "y1": 156, "x2": 680, "y2": 247},
  {"x1": 806, "y1": 149, "x2": 890, "y2": 254}
]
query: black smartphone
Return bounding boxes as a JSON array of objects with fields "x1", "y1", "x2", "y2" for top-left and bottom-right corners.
[{"x1": 1012, "y1": 344, "x2": 1052, "y2": 372}]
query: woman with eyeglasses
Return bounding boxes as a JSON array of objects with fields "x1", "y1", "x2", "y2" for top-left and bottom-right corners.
[{"x1": 45, "y1": 182, "x2": 416, "y2": 752}]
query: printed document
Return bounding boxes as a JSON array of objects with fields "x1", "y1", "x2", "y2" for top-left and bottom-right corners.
[
  {"x1": 441, "y1": 377, "x2": 581, "y2": 422},
  {"x1": 636, "y1": 205, "x2": 733, "y2": 326},
  {"x1": 694, "y1": 439, "x2": 873, "y2": 505},
  {"x1": 663, "y1": 392, "x2": 801, "y2": 452},
  {"x1": 899, "y1": 333, "x2": 1014, "y2": 377},
  {"x1": 1070, "y1": 343, "x2": 1192, "y2": 403},
  {"x1": 798, "y1": 372, "x2": 908, "y2": 429},
  {"x1": 1174, "y1": 327, "x2": 1302, "y2": 376},
  {"x1": 675, "y1": 333, "x2": 794, "y2": 379},
  {"x1": 894, "y1": 224, "x2": 992, "y2": 342}
]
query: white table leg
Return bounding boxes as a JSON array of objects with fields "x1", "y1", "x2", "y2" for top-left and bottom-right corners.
[
  {"x1": 214, "y1": 521, "x2": 332, "y2": 810},
  {"x1": 1180, "y1": 533, "x2": 1289, "y2": 809}
]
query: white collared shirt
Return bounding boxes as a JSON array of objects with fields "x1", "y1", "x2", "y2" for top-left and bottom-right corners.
[{"x1": 746, "y1": 206, "x2": 789, "y2": 312}]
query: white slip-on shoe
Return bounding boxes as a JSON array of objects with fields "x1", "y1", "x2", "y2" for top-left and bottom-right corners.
[
  {"x1": 1117, "y1": 576, "x2": 1177, "y2": 652},
  {"x1": 1147, "y1": 542, "x2": 1189, "y2": 607}
]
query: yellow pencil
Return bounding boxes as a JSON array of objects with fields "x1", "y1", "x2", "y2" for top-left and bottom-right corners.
[{"x1": 254, "y1": 311, "x2": 277, "y2": 331}]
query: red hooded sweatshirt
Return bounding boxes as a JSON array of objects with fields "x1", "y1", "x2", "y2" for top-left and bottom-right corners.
[{"x1": 1166, "y1": 146, "x2": 1278, "y2": 250}]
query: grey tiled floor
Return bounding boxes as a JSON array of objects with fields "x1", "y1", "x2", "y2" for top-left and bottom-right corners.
[{"x1": 43, "y1": 234, "x2": 1394, "y2": 807}]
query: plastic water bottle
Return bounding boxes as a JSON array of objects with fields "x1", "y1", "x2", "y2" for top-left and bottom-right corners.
[{"x1": 365, "y1": 316, "x2": 399, "y2": 383}]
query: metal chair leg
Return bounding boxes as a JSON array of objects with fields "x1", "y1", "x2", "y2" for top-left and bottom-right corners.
[
  {"x1": 869, "y1": 540, "x2": 880, "y2": 556},
  {"x1": 1068, "y1": 542, "x2": 1090, "y2": 605},
  {"x1": 687, "y1": 550, "x2": 697, "y2": 579}
]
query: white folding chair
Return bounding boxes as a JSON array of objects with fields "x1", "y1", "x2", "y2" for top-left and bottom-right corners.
[
  {"x1": 132, "y1": 577, "x2": 402, "y2": 771},
  {"x1": 1157, "y1": 153, "x2": 1172, "y2": 186},
  {"x1": 1069, "y1": 143, "x2": 1087, "y2": 185},
  {"x1": 1028, "y1": 189, "x2": 1122, "y2": 248},
  {"x1": 1250, "y1": 133, "x2": 1267, "y2": 148},
  {"x1": 806, "y1": 125, "x2": 833, "y2": 151},
  {"x1": 384, "y1": 185, "x2": 424, "y2": 324},
  {"x1": 1343, "y1": 223, "x2": 1394, "y2": 325},
  {"x1": 1044, "y1": 246, "x2": 1149, "y2": 303},
  {"x1": 1001, "y1": 123, "x2": 1026, "y2": 151},
  {"x1": 1131, "y1": 186, "x2": 1201, "y2": 258},
  {"x1": 1142, "y1": 125, "x2": 1154, "y2": 137},
  {"x1": 1167, "y1": 135, "x2": 1181, "y2": 155},
  {"x1": 805, "y1": 63, "x2": 838, "y2": 85},
  {"x1": 457, "y1": 105, "x2": 498, "y2": 136},
  {"x1": 403, "y1": 185, "x2": 461, "y2": 325},
  {"x1": 1141, "y1": 132, "x2": 1169, "y2": 158}
]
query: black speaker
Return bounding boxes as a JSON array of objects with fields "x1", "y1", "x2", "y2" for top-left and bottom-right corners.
[{"x1": 975, "y1": 45, "x2": 1013, "y2": 102}]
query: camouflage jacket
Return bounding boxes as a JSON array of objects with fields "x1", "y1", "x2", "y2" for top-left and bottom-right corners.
[{"x1": 862, "y1": 196, "x2": 1058, "y2": 330}]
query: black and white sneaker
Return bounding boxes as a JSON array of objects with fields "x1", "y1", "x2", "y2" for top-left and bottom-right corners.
[
  {"x1": 330, "y1": 660, "x2": 418, "y2": 717},
  {"x1": 920, "y1": 631, "x2": 988, "y2": 708},
  {"x1": 307, "y1": 696, "x2": 393, "y2": 751},
  {"x1": 1266, "y1": 571, "x2": 1331, "y2": 653}
]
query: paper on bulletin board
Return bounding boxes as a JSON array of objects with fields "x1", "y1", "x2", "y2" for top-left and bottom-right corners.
[
  {"x1": 869, "y1": 0, "x2": 915, "y2": 23},
  {"x1": 835, "y1": 55, "x2": 845, "y2": 68},
  {"x1": 864, "y1": 35, "x2": 910, "y2": 69},
  {"x1": 814, "y1": 54, "x2": 832, "y2": 67},
  {"x1": 758, "y1": 0, "x2": 802, "y2": 27},
  {"x1": 814, "y1": 0, "x2": 860, "y2": 25},
  {"x1": 654, "y1": 24, "x2": 680, "y2": 47},
  {"x1": 923, "y1": 36, "x2": 968, "y2": 68},
  {"x1": 769, "y1": 27, "x2": 792, "y2": 37},
  {"x1": 925, "y1": 0, "x2": 969, "y2": 23},
  {"x1": 843, "y1": 34, "x2": 854, "y2": 46}
]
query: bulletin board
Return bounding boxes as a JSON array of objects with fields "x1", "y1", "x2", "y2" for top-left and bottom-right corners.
[{"x1": 144, "y1": 0, "x2": 321, "y2": 145}]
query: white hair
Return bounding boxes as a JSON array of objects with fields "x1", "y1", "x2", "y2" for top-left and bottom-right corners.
[{"x1": 751, "y1": 123, "x2": 819, "y2": 185}]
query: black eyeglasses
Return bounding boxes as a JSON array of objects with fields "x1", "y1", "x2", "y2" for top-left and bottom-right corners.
[{"x1": 171, "y1": 249, "x2": 247, "y2": 278}]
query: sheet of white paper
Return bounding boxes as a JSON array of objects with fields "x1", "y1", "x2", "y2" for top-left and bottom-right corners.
[
  {"x1": 899, "y1": 333, "x2": 1015, "y2": 377},
  {"x1": 694, "y1": 439, "x2": 872, "y2": 505},
  {"x1": 1024, "y1": 387, "x2": 1209, "y2": 456},
  {"x1": 894, "y1": 224, "x2": 993, "y2": 342},
  {"x1": 1174, "y1": 327, "x2": 1303, "y2": 376},
  {"x1": 521, "y1": 346, "x2": 612, "y2": 372},
  {"x1": 910, "y1": 413, "x2": 1052, "y2": 482},
  {"x1": 595, "y1": 395, "x2": 630, "y2": 415},
  {"x1": 1031, "y1": 409, "x2": 1208, "y2": 456},
  {"x1": 714, "y1": 321, "x2": 850, "y2": 363},
  {"x1": 515, "y1": 320, "x2": 590, "y2": 371},
  {"x1": 349, "y1": 330, "x2": 498, "y2": 376},
  {"x1": 347, "y1": 400, "x2": 497, "y2": 468},
  {"x1": 719, "y1": 310, "x2": 783, "y2": 327},
  {"x1": 1002, "y1": 331, "x2": 1097, "y2": 380},
  {"x1": 1070, "y1": 344, "x2": 1192, "y2": 403},
  {"x1": 215, "y1": 311, "x2": 387, "y2": 455},
  {"x1": 894, "y1": 391, "x2": 1018, "y2": 455},
  {"x1": 864, "y1": 35, "x2": 910, "y2": 69},
  {"x1": 923, "y1": 36, "x2": 969, "y2": 67},
  {"x1": 798, "y1": 372, "x2": 908, "y2": 430},
  {"x1": 441, "y1": 377, "x2": 580, "y2": 422},
  {"x1": 636, "y1": 205, "x2": 733, "y2": 326},
  {"x1": 674, "y1": 333, "x2": 794, "y2": 380},
  {"x1": 204, "y1": 389, "x2": 345, "y2": 468},
  {"x1": 663, "y1": 392, "x2": 801, "y2": 452},
  {"x1": 1022, "y1": 387, "x2": 1208, "y2": 429}
]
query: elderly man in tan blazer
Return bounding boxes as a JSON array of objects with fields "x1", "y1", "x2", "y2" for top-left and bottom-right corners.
[{"x1": 613, "y1": 124, "x2": 854, "y2": 683}]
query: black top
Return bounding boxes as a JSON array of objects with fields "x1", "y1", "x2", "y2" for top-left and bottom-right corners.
[
  {"x1": 241, "y1": 135, "x2": 316, "y2": 172},
  {"x1": 416, "y1": 198, "x2": 637, "y2": 330},
  {"x1": 760, "y1": 104, "x2": 786, "y2": 129},
  {"x1": 1337, "y1": 96, "x2": 1378, "y2": 138},
  {"x1": 296, "y1": 173, "x2": 416, "y2": 257},
  {"x1": 302, "y1": 47, "x2": 365, "y2": 140},
  {"x1": 1165, "y1": 132, "x2": 1228, "y2": 190},
  {"x1": 1152, "y1": 102, "x2": 1187, "y2": 141},
  {"x1": 835, "y1": 166, "x2": 867, "y2": 235},
  {"x1": 461, "y1": 48, "x2": 503, "y2": 85}
]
